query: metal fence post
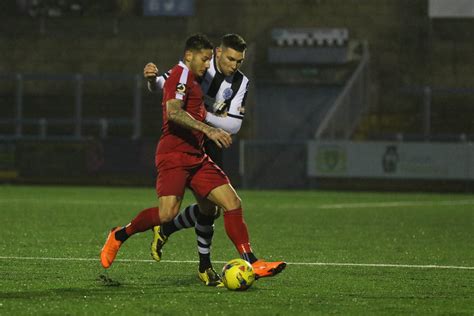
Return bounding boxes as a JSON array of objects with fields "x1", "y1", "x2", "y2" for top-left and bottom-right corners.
[
  {"x1": 39, "y1": 118, "x2": 47, "y2": 139},
  {"x1": 15, "y1": 73, "x2": 24, "y2": 137},
  {"x1": 423, "y1": 86, "x2": 432, "y2": 140},
  {"x1": 239, "y1": 140, "x2": 246, "y2": 189},
  {"x1": 99, "y1": 118, "x2": 108, "y2": 139},
  {"x1": 39, "y1": 16, "x2": 46, "y2": 35},
  {"x1": 132, "y1": 74, "x2": 142, "y2": 140},
  {"x1": 74, "y1": 74, "x2": 83, "y2": 139}
]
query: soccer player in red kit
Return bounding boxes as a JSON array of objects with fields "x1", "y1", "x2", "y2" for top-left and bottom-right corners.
[{"x1": 100, "y1": 34, "x2": 285, "y2": 285}]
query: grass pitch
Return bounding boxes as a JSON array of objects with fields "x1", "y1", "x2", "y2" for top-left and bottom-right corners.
[{"x1": 0, "y1": 185, "x2": 473, "y2": 315}]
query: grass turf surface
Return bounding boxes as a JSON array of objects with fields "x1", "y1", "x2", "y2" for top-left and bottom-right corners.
[{"x1": 0, "y1": 185, "x2": 473, "y2": 315}]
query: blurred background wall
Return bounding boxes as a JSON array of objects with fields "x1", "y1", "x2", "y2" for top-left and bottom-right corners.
[{"x1": 0, "y1": 0, "x2": 473, "y2": 191}]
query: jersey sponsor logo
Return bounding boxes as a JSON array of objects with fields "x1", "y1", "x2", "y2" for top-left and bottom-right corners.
[
  {"x1": 176, "y1": 83, "x2": 187, "y2": 95},
  {"x1": 222, "y1": 87, "x2": 233, "y2": 100}
]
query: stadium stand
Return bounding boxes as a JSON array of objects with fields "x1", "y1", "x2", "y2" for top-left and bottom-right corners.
[{"x1": 1, "y1": 0, "x2": 474, "y2": 189}]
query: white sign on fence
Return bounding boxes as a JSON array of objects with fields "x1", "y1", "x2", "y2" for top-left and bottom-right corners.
[
  {"x1": 308, "y1": 141, "x2": 473, "y2": 180},
  {"x1": 429, "y1": 0, "x2": 474, "y2": 18}
]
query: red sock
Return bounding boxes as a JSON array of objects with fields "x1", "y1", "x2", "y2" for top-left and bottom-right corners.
[
  {"x1": 125, "y1": 207, "x2": 161, "y2": 236},
  {"x1": 223, "y1": 208, "x2": 253, "y2": 254}
]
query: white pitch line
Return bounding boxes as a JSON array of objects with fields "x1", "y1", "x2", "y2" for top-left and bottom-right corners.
[
  {"x1": 318, "y1": 200, "x2": 474, "y2": 209},
  {"x1": 0, "y1": 256, "x2": 472, "y2": 270}
]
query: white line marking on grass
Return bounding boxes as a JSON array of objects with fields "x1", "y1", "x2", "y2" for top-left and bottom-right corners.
[
  {"x1": 287, "y1": 262, "x2": 474, "y2": 270},
  {"x1": 0, "y1": 256, "x2": 472, "y2": 270},
  {"x1": 318, "y1": 200, "x2": 474, "y2": 209}
]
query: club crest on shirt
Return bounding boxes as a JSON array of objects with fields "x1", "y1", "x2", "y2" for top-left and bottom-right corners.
[
  {"x1": 222, "y1": 87, "x2": 233, "y2": 100},
  {"x1": 176, "y1": 83, "x2": 186, "y2": 95}
]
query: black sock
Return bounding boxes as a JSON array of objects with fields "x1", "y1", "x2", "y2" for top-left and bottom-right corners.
[
  {"x1": 198, "y1": 253, "x2": 212, "y2": 273},
  {"x1": 195, "y1": 210, "x2": 215, "y2": 273},
  {"x1": 114, "y1": 227, "x2": 129, "y2": 242},
  {"x1": 242, "y1": 252, "x2": 258, "y2": 264},
  {"x1": 161, "y1": 204, "x2": 199, "y2": 237}
]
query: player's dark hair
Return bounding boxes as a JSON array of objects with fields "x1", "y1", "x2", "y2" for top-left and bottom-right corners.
[
  {"x1": 220, "y1": 33, "x2": 247, "y2": 52},
  {"x1": 184, "y1": 33, "x2": 214, "y2": 52}
]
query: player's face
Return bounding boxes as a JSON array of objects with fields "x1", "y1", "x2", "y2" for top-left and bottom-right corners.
[
  {"x1": 216, "y1": 46, "x2": 245, "y2": 76},
  {"x1": 188, "y1": 49, "x2": 213, "y2": 77}
]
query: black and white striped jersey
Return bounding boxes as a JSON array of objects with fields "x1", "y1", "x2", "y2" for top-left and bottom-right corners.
[{"x1": 155, "y1": 55, "x2": 249, "y2": 134}]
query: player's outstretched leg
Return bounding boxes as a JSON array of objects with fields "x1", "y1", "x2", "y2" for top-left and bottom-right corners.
[
  {"x1": 223, "y1": 207, "x2": 287, "y2": 279},
  {"x1": 190, "y1": 194, "x2": 225, "y2": 287},
  {"x1": 207, "y1": 184, "x2": 287, "y2": 279},
  {"x1": 195, "y1": 208, "x2": 223, "y2": 287},
  {"x1": 150, "y1": 203, "x2": 221, "y2": 262},
  {"x1": 101, "y1": 206, "x2": 161, "y2": 268},
  {"x1": 150, "y1": 204, "x2": 199, "y2": 261}
]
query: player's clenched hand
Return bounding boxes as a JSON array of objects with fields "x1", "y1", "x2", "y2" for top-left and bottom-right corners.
[
  {"x1": 206, "y1": 127, "x2": 232, "y2": 148},
  {"x1": 143, "y1": 62, "x2": 158, "y2": 82}
]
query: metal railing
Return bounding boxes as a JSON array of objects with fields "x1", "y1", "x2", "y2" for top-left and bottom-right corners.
[
  {"x1": 314, "y1": 41, "x2": 370, "y2": 140},
  {"x1": 0, "y1": 73, "x2": 142, "y2": 140}
]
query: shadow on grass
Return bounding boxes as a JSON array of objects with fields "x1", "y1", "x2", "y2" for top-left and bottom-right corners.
[{"x1": 0, "y1": 272, "x2": 237, "y2": 300}]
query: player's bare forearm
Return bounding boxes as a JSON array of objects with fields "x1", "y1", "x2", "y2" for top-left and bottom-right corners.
[{"x1": 166, "y1": 99, "x2": 211, "y2": 134}]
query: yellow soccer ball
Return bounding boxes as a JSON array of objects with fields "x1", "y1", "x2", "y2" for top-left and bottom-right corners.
[{"x1": 221, "y1": 258, "x2": 256, "y2": 291}]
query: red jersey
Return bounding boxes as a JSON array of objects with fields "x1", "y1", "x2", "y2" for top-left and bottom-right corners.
[{"x1": 156, "y1": 61, "x2": 207, "y2": 155}]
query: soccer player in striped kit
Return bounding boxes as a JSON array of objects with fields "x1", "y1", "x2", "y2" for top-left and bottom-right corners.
[{"x1": 142, "y1": 34, "x2": 286, "y2": 285}]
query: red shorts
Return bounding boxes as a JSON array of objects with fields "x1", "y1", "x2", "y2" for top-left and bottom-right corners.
[{"x1": 155, "y1": 151, "x2": 230, "y2": 198}]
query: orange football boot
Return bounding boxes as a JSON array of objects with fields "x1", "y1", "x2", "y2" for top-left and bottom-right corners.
[
  {"x1": 251, "y1": 260, "x2": 287, "y2": 279},
  {"x1": 100, "y1": 227, "x2": 123, "y2": 268}
]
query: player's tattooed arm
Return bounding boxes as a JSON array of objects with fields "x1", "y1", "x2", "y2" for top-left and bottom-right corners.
[
  {"x1": 166, "y1": 99, "x2": 232, "y2": 148},
  {"x1": 166, "y1": 99, "x2": 208, "y2": 132}
]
